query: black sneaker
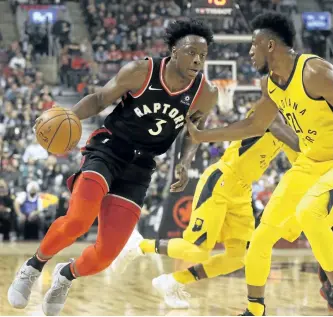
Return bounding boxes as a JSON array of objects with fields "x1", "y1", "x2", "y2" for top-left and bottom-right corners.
[
  {"x1": 320, "y1": 281, "x2": 333, "y2": 311},
  {"x1": 239, "y1": 307, "x2": 265, "y2": 316}
]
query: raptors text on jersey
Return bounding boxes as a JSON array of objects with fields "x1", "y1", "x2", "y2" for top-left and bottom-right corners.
[{"x1": 104, "y1": 57, "x2": 205, "y2": 155}]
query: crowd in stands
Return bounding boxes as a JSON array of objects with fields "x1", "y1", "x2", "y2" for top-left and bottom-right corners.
[
  {"x1": 0, "y1": 35, "x2": 81, "y2": 241},
  {"x1": 76, "y1": 0, "x2": 298, "y2": 91},
  {"x1": 0, "y1": 0, "x2": 304, "y2": 240}
]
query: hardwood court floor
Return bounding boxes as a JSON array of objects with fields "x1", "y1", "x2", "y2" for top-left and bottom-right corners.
[{"x1": 0, "y1": 242, "x2": 331, "y2": 316}]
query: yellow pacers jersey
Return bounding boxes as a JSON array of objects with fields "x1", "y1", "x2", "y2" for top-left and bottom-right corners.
[
  {"x1": 221, "y1": 109, "x2": 285, "y2": 183},
  {"x1": 267, "y1": 54, "x2": 333, "y2": 162}
]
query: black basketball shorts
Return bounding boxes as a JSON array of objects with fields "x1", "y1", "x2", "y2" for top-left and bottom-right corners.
[{"x1": 68, "y1": 128, "x2": 156, "y2": 208}]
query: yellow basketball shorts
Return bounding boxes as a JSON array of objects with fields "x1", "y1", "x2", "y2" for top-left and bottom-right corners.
[
  {"x1": 183, "y1": 162, "x2": 255, "y2": 250},
  {"x1": 260, "y1": 154, "x2": 333, "y2": 242}
]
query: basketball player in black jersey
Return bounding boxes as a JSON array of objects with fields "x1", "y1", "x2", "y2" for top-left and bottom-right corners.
[{"x1": 8, "y1": 19, "x2": 218, "y2": 315}]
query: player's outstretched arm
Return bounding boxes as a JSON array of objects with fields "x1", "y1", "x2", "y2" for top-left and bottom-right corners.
[
  {"x1": 186, "y1": 77, "x2": 278, "y2": 143},
  {"x1": 170, "y1": 81, "x2": 218, "y2": 193},
  {"x1": 72, "y1": 60, "x2": 150, "y2": 120},
  {"x1": 180, "y1": 81, "x2": 218, "y2": 166},
  {"x1": 268, "y1": 113, "x2": 300, "y2": 152}
]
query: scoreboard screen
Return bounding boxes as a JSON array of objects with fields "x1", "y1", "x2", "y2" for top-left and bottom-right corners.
[{"x1": 191, "y1": 0, "x2": 234, "y2": 16}]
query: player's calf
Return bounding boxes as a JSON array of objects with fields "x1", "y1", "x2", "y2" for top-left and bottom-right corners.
[{"x1": 319, "y1": 264, "x2": 329, "y2": 284}]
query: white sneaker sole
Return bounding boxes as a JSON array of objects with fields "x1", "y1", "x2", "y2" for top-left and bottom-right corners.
[
  {"x1": 42, "y1": 292, "x2": 64, "y2": 317},
  {"x1": 152, "y1": 278, "x2": 189, "y2": 309},
  {"x1": 7, "y1": 285, "x2": 29, "y2": 309},
  {"x1": 42, "y1": 263, "x2": 69, "y2": 316}
]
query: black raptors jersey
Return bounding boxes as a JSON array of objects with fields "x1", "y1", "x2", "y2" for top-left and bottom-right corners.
[{"x1": 104, "y1": 57, "x2": 205, "y2": 155}]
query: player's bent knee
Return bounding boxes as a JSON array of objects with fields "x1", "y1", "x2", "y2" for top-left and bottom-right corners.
[
  {"x1": 295, "y1": 195, "x2": 326, "y2": 229},
  {"x1": 179, "y1": 237, "x2": 211, "y2": 262},
  {"x1": 63, "y1": 216, "x2": 94, "y2": 237},
  {"x1": 247, "y1": 223, "x2": 280, "y2": 259},
  {"x1": 168, "y1": 237, "x2": 210, "y2": 262},
  {"x1": 184, "y1": 247, "x2": 210, "y2": 262},
  {"x1": 61, "y1": 176, "x2": 106, "y2": 237}
]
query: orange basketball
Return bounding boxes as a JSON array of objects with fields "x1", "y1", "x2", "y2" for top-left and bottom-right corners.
[{"x1": 35, "y1": 107, "x2": 82, "y2": 154}]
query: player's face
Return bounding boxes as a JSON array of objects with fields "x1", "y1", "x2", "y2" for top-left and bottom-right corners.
[
  {"x1": 173, "y1": 36, "x2": 208, "y2": 80},
  {"x1": 249, "y1": 30, "x2": 270, "y2": 75}
]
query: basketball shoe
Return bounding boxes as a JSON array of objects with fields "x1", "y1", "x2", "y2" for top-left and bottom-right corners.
[
  {"x1": 42, "y1": 262, "x2": 73, "y2": 316},
  {"x1": 239, "y1": 307, "x2": 266, "y2": 316},
  {"x1": 320, "y1": 281, "x2": 333, "y2": 311},
  {"x1": 152, "y1": 274, "x2": 190, "y2": 309},
  {"x1": 7, "y1": 260, "x2": 41, "y2": 308},
  {"x1": 111, "y1": 228, "x2": 144, "y2": 274},
  {"x1": 318, "y1": 264, "x2": 333, "y2": 310}
]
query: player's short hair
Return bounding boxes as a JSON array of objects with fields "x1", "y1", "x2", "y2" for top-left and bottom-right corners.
[
  {"x1": 251, "y1": 12, "x2": 296, "y2": 47},
  {"x1": 164, "y1": 19, "x2": 214, "y2": 50}
]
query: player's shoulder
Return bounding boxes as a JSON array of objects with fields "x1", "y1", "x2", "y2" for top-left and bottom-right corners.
[
  {"x1": 303, "y1": 57, "x2": 333, "y2": 94},
  {"x1": 115, "y1": 58, "x2": 153, "y2": 91},
  {"x1": 304, "y1": 57, "x2": 333, "y2": 80},
  {"x1": 121, "y1": 58, "x2": 152, "y2": 78}
]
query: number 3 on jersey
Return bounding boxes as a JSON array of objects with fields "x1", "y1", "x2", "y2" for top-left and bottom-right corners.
[{"x1": 149, "y1": 119, "x2": 167, "y2": 136}]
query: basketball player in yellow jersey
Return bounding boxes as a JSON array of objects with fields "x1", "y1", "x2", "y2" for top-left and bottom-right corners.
[
  {"x1": 186, "y1": 11, "x2": 333, "y2": 316},
  {"x1": 111, "y1": 108, "x2": 299, "y2": 309}
]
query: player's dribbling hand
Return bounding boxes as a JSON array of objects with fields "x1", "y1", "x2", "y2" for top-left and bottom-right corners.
[
  {"x1": 170, "y1": 163, "x2": 189, "y2": 192},
  {"x1": 32, "y1": 117, "x2": 43, "y2": 134},
  {"x1": 185, "y1": 114, "x2": 203, "y2": 144}
]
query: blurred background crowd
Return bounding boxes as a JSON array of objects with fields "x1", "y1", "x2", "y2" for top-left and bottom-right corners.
[{"x1": 0, "y1": 0, "x2": 330, "y2": 241}]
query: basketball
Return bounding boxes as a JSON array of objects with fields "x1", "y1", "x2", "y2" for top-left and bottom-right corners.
[{"x1": 35, "y1": 107, "x2": 82, "y2": 155}]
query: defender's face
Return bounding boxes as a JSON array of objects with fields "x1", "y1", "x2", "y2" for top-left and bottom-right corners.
[
  {"x1": 174, "y1": 36, "x2": 208, "y2": 80},
  {"x1": 249, "y1": 30, "x2": 269, "y2": 75}
]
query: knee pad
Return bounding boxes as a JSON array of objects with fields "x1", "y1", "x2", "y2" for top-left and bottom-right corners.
[
  {"x1": 247, "y1": 223, "x2": 281, "y2": 260},
  {"x1": 203, "y1": 240, "x2": 247, "y2": 278}
]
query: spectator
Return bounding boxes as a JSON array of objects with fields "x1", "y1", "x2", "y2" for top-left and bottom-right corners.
[
  {"x1": 14, "y1": 181, "x2": 44, "y2": 240},
  {"x1": 22, "y1": 137, "x2": 48, "y2": 163},
  {"x1": 52, "y1": 16, "x2": 71, "y2": 48},
  {"x1": 94, "y1": 46, "x2": 109, "y2": 63},
  {"x1": 0, "y1": 179, "x2": 14, "y2": 241}
]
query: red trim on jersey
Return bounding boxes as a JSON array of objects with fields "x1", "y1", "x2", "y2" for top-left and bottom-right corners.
[
  {"x1": 189, "y1": 74, "x2": 205, "y2": 110},
  {"x1": 80, "y1": 127, "x2": 112, "y2": 152},
  {"x1": 130, "y1": 57, "x2": 153, "y2": 98},
  {"x1": 159, "y1": 57, "x2": 195, "y2": 96}
]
